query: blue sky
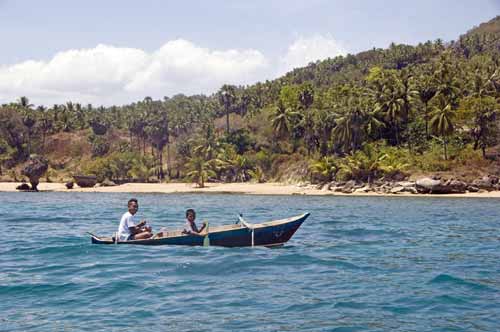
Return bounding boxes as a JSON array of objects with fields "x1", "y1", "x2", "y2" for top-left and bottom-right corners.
[{"x1": 0, "y1": 0, "x2": 498, "y2": 105}]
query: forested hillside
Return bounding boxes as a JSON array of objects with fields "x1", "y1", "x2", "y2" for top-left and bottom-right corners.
[{"x1": 1, "y1": 16, "x2": 500, "y2": 186}]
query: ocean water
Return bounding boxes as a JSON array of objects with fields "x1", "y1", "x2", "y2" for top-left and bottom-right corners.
[{"x1": 1, "y1": 192, "x2": 499, "y2": 332}]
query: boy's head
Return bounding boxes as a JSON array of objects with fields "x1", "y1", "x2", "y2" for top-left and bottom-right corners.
[{"x1": 186, "y1": 209, "x2": 196, "y2": 222}]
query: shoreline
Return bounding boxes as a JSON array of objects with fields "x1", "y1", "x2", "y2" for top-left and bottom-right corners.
[{"x1": 1, "y1": 182, "x2": 500, "y2": 198}]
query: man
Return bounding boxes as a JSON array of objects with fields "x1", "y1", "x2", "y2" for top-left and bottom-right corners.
[
  {"x1": 182, "y1": 209, "x2": 207, "y2": 236},
  {"x1": 117, "y1": 198, "x2": 153, "y2": 241}
]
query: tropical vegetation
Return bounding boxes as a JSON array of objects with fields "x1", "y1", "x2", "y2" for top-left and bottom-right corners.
[{"x1": 1, "y1": 16, "x2": 500, "y2": 185}]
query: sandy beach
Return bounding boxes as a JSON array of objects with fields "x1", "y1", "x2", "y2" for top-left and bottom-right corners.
[{"x1": 1, "y1": 181, "x2": 500, "y2": 198}]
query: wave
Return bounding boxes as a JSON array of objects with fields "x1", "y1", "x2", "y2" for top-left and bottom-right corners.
[{"x1": 429, "y1": 274, "x2": 496, "y2": 291}]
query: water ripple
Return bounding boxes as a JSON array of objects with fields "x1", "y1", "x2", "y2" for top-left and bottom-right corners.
[{"x1": 1, "y1": 192, "x2": 500, "y2": 332}]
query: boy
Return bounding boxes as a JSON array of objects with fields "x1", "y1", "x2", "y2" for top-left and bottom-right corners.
[{"x1": 182, "y1": 209, "x2": 207, "y2": 235}]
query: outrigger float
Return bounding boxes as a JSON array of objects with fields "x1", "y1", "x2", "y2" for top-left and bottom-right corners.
[{"x1": 89, "y1": 213, "x2": 309, "y2": 248}]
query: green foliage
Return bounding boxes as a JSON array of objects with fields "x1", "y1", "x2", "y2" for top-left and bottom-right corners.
[
  {"x1": 336, "y1": 144, "x2": 387, "y2": 182},
  {"x1": 222, "y1": 129, "x2": 255, "y2": 154},
  {"x1": 411, "y1": 139, "x2": 452, "y2": 171},
  {"x1": 88, "y1": 134, "x2": 110, "y2": 157},
  {"x1": 81, "y1": 152, "x2": 153, "y2": 182},
  {"x1": 254, "y1": 149, "x2": 273, "y2": 172},
  {"x1": 309, "y1": 156, "x2": 338, "y2": 183},
  {"x1": 248, "y1": 166, "x2": 266, "y2": 183}
]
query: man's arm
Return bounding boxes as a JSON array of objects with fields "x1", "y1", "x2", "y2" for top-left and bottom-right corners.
[
  {"x1": 182, "y1": 224, "x2": 207, "y2": 236},
  {"x1": 128, "y1": 221, "x2": 147, "y2": 235}
]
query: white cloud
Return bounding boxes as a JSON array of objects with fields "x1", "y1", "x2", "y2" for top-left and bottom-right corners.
[
  {"x1": 0, "y1": 35, "x2": 346, "y2": 106},
  {"x1": 281, "y1": 34, "x2": 347, "y2": 73}
]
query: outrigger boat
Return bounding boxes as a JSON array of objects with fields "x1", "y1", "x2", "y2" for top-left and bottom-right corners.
[{"x1": 89, "y1": 213, "x2": 309, "y2": 247}]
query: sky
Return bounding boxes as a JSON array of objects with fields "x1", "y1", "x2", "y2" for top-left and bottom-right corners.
[{"x1": 0, "y1": 0, "x2": 498, "y2": 106}]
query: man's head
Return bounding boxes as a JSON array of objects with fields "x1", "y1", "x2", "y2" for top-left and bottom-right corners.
[
  {"x1": 186, "y1": 209, "x2": 196, "y2": 222},
  {"x1": 128, "y1": 198, "x2": 139, "y2": 215}
]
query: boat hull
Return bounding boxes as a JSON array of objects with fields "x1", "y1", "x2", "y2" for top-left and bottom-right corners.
[{"x1": 90, "y1": 213, "x2": 309, "y2": 247}]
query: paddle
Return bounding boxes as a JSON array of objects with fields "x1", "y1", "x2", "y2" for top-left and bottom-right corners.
[{"x1": 203, "y1": 222, "x2": 210, "y2": 247}]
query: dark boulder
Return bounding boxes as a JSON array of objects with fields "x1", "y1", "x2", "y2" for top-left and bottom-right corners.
[
  {"x1": 444, "y1": 179, "x2": 467, "y2": 193},
  {"x1": 16, "y1": 183, "x2": 31, "y2": 191},
  {"x1": 73, "y1": 175, "x2": 97, "y2": 188},
  {"x1": 21, "y1": 156, "x2": 49, "y2": 191},
  {"x1": 472, "y1": 176, "x2": 498, "y2": 191},
  {"x1": 416, "y1": 177, "x2": 467, "y2": 194},
  {"x1": 466, "y1": 185, "x2": 480, "y2": 193},
  {"x1": 65, "y1": 181, "x2": 74, "y2": 189}
]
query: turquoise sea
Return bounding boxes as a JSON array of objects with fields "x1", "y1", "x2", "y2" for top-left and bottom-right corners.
[{"x1": 1, "y1": 192, "x2": 499, "y2": 331}]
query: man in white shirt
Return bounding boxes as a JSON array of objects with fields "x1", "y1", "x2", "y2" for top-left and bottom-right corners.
[{"x1": 117, "y1": 198, "x2": 153, "y2": 241}]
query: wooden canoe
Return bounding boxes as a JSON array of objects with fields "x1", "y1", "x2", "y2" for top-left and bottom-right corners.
[{"x1": 89, "y1": 213, "x2": 309, "y2": 247}]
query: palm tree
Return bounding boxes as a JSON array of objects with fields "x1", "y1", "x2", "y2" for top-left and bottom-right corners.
[
  {"x1": 17, "y1": 97, "x2": 35, "y2": 155},
  {"x1": 430, "y1": 96, "x2": 455, "y2": 160},
  {"x1": 270, "y1": 101, "x2": 300, "y2": 141},
  {"x1": 17, "y1": 96, "x2": 33, "y2": 109},
  {"x1": 36, "y1": 106, "x2": 52, "y2": 153},
  {"x1": 185, "y1": 157, "x2": 215, "y2": 188},
  {"x1": 415, "y1": 72, "x2": 437, "y2": 137},
  {"x1": 433, "y1": 52, "x2": 461, "y2": 106},
  {"x1": 467, "y1": 96, "x2": 498, "y2": 158},
  {"x1": 218, "y1": 84, "x2": 236, "y2": 134},
  {"x1": 375, "y1": 79, "x2": 406, "y2": 145}
]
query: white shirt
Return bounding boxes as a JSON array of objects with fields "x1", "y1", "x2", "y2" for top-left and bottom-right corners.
[
  {"x1": 184, "y1": 220, "x2": 195, "y2": 233},
  {"x1": 118, "y1": 211, "x2": 136, "y2": 240}
]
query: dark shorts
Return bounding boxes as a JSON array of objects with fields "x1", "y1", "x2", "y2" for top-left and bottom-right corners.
[{"x1": 128, "y1": 234, "x2": 135, "y2": 241}]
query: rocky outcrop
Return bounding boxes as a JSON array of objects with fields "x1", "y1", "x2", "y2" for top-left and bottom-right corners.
[
  {"x1": 415, "y1": 177, "x2": 467, "y2": 194},
  {"x1": 21, "y1": 156, "x2": 49, "y2": 191},
  {"x1": 309, "y1": 174, "x2": 498, "y2": 195},
  {"x1": 472, "y1": 175, "x2": 499, "y2": 191}
]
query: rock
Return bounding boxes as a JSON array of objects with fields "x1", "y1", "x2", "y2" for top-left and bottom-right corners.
[
  {"x1": 73, "y1": 175, "x2": 97, "y2": 188},
  {"x1": 390, "y1": 186, "x2": 405, "y2": 194},
  {"x1": 100, "y1": 179, "x2": 117, "y2": 187},
  {"x1": 446, "y1": 180, "x2": 467, "y2": 193},
  {"x1": 466, "y1": 185, "x2": 479, "y2": 193},
  {"x1": 472, "y1": 176, "x2": 497, "y2": 191},
  {"x1": 416, "y1": 177, "x2": 441, "y2": 194},
  {"x1": 341, "y1": 180, "x2": 357, "y2": 194},
  {"x1": 21, "y1": 155, "x2": 49, "y2": 191},
  {"x1": 406, "y1": 187, "x2": 418, "y2": 194},
  {"x1": 396, "y1": 181, "x2": 415, "y2": 188},
  {"x1": 354, "y1": 185, "x2": 372, "y2": 193},
  {"x1": 416, "y1": 177, "x2": 466, "y2": 194},
  {"x1": 16, "y1": 183, "x2": 31, "y2": 191},
  {"x1": 65, "y1": 181, "x2": 74, "y2": 189},
  {"x1": 331, "y1": 186, "x2": 344, "y2": 192}
]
